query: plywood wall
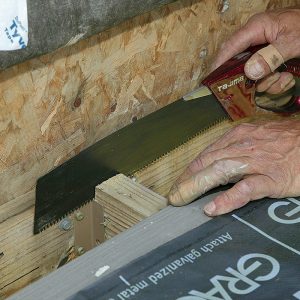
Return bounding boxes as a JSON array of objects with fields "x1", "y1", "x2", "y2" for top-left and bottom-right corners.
[{"x1": 0, "y1": 0, "x2": 299, "y2": 297}]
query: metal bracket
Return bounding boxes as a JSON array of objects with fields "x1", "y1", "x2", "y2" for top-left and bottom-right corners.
[{"x1": 74, "y1": 200, "x2": 105, "y2": 255}]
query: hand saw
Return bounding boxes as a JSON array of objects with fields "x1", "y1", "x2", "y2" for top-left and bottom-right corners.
[
  {"x1": 34, "y1": 46, "x2": 300, "y2": 234},
  {"x1": 185, "y1": 49, "x2": 300, "y2": 120},
  {"x1": 34, "y1": 97, "x2": 227, "y2": 233}
]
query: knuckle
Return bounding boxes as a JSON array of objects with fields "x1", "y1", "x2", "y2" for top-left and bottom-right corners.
[
  {"x1": 233, "y1": 138, "x2": 254, "y2": 149},
  {"x1": 190, "y1": 156, "x2": 204, "y2": 171},
  {"x1": 212, "y1": 160, "x2": 230, "y2": 185},
  {"x1": 231, "y1": 123, "x2": 253, "y2": 135},
  {"x1": 229, "y1": 182, "x2": 253, "y2": 206},
  {"x1": 199, "y1": 152, "x2": 216, "y2": 168},
  {"x1": 213, "y1": 159, "x2": 226, "y2": 172},
  {"x1": 221, "y1": 191, "x2": 233, "y2": 204},
  {"x1": 237, "y1": 180, "x2": 254, "y2": 196},
  {"x1": 247, "y1": 12, "x2": 265, "y2": 25},
  {"x1": 214, "y1": 191, "x2": 233, "y2": 210}
]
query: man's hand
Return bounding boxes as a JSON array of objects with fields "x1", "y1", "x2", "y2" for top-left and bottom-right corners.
[
  {"x1": 168, "y1": 120, "x2": 300, "y2": 216},
  {"x1": 212, "y1": 8, "x2": 300, "y2": 94}
]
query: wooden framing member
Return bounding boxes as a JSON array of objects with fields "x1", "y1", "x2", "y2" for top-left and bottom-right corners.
[
  {"x1": 95, "y1": 174, "x2": 168, "y2": 240},
  {"x1": 95, "y1": 120, "x2": 233, "y2": 239}
]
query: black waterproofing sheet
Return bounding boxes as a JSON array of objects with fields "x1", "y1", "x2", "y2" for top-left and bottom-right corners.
[{"x1": 69, "y1": 197, "x2": 300, "y2": 300}]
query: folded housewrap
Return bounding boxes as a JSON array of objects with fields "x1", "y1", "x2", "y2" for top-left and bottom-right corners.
[{"x1": 0, "y1": 0, "x2": 28, "y2": 51}]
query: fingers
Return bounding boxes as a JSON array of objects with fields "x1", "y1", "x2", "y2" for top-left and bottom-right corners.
[
  {"x1": 256, "y1": 72, "x2": 279, "y2": 92},
  {"x1": 211, "y1": 14, "x2": 270, "y2": 70},
  {"x1": 168, "y1": 158, "x2": 253, "y2": 206},
  {"x1": 244, "y1": 40, "x2": 298, "y2": 82},
  {"x1": 203, "y1": 175, "x2": 274, "y2": 216},
  {"x1": 265, "y1": 73, "x2": 295, "y2": 94},
  {"x1": 212, "y1": 9, "x2": 300, "y2": 76},
  {"x1": 174, "y1": 124, "x2": 259, "y2": 186},
  {"x1": 245, "y1": 45, "x2": 285, "y2": 80},
  {"x1": 256, "y1": 72, "x2": 295, "y2": 94},
  {"x1": 201, "y1": 123, "x2": 257, "y2": 155},
  {"x1": 174, "y1": 138, "x2": 254, "y2": 184}
]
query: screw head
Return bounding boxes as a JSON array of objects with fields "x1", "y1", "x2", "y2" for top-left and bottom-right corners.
[
  {"x1": 75, "y1": 211, "x2": 84, "y2": 221},
  {"x1": 77, "y1": 247, "x2": 85, "y2": 255},
  {"x1": 58, "y1": 218, "x2": 72, "y2": 231}
]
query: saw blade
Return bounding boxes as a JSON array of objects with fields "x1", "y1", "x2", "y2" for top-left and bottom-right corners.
[
  {"x1": 34, "y1": 95, "x2": 228, "y2": 234},
  {"x1": 183, "y1": 85, "x2": 212, "y2": 101}
]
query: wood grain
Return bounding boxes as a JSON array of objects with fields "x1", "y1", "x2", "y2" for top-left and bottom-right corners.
[
  {"x1": 1, "y1": 0, "x2": 299, "y2": 296},
  {"x1": 0, "y1": 208, "x2": 72, "y2": 299},
  {"x1": 95, "y1": 174, "x2": 167, "y2": 239},
  {"x1": 134, "y1": 120, "x2": 233, "y2": 196}
]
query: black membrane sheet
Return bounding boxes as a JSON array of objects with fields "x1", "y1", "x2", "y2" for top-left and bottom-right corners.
[{"x1": 69, "y1": 197, "x2": 300, "y2": 300}]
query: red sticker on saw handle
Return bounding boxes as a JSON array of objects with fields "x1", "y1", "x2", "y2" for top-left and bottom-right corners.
[{"x1": 202, "y1": 45, "x2": 300, "y2": 120}]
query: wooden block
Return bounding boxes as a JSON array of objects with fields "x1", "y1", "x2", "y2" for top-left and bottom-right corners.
[{"x1": 95, "y1": 174, "x2": 167, "y2": 239}]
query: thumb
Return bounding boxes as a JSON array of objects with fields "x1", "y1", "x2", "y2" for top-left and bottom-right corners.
[{"x1": 244, "y1": 44, "x2": 285, "y2": 80}]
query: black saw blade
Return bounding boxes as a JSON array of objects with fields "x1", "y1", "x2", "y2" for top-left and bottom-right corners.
[{"x1": 34, "y1": 96, "x2": 228, "y2": 234}]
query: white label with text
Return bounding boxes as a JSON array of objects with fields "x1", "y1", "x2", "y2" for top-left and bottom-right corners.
[
  {"x1": 0, "y1": 0, "x2": 28, "y2": 51},
  {"x1": 176, "y1": 253, "x2": 280, "y2": 300}
]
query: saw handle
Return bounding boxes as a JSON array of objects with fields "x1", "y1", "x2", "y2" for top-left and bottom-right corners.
[
  {"x1": 255, "y1": 58, "x2": 300, "y2": 113},
  {"x1": 279, "y1": 59, "x2": 300, "y2": 112}
]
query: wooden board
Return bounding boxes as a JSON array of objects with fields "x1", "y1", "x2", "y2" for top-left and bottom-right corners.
[
  {"x1": 8, "y1": 193, "x2": 215, "y2": 300},
  {"x1": 0, "y1": 208, "x2": 72, "y2": 299},
  {"x1": 94, "y1": 121, "x2": 232, "y2": 240},
  {"x1": 133, "y1": 113, "x2": 292, "y2": 197},
  {"x1": 134, "y1": 119, "x2": 233, "y2": 196},
  {"x1": 1, "y1": 0, "x2": 299, "y2": 297},
  {"x1": 95, "y1": 174, "x2": 167, "y2": 239}
]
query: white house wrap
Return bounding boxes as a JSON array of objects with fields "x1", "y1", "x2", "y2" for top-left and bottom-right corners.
[{"x1": 0, "y1": 0, "x2": 28, "y2": 50}]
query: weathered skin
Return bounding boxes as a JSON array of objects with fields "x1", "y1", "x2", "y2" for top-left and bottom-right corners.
[
  {"x1": 169, "y1": 120, "x2": 300, "y2": 216},
  {"x1": 212, "y1": 8, "x2": 300, "y2": 94},
  {"x1": 168, "y1": 8, "x2": 300, "y2": 216}
]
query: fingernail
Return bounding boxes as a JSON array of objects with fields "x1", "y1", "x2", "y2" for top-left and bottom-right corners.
[
  {"x1": 168, "y1": 186, "x2": 183, "y2": 206},
  {"x1": 281, "y1": 76, "x2": 295, "y2": 90},
  {"x1": 245, "y1": 60, "x2": 265, "y2": 80},
  {"x1": 203, "y1": 201, "x2": 216, "y2": 216},
  {"x1": 285, "y1": 79, "x2": 296, "y2": 91}
]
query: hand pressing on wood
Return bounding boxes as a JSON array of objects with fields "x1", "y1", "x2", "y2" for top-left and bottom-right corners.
[
  {"x1": 212, "y1": 8, "x2": 300, "y2": 95},
  {"x1": 168, "y1": 120, "x2": 300, "y2": 216}
]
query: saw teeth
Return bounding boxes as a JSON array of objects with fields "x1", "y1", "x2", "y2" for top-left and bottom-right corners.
[
  {"x1": 34, "y1": 199, "x2": 93, "y2": 234},
  {"x1": 34, "y1": 118, "x2": 229, "y2": 234},
  {"x1": 34, "y1": 97, "x2": 229, "y2": 233},
  {"x1": 134, "y1": 117, "x2": 229, "y2": 175}
]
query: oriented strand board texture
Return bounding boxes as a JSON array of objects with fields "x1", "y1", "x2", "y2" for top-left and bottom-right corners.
[{"x1": 0, "y1": 0, "x2": 299, "y2": 297}]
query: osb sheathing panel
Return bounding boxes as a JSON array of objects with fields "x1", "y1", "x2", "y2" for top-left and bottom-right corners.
[{"x1": 0, "y1": 0, "x2": 299, "y2": 297}]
